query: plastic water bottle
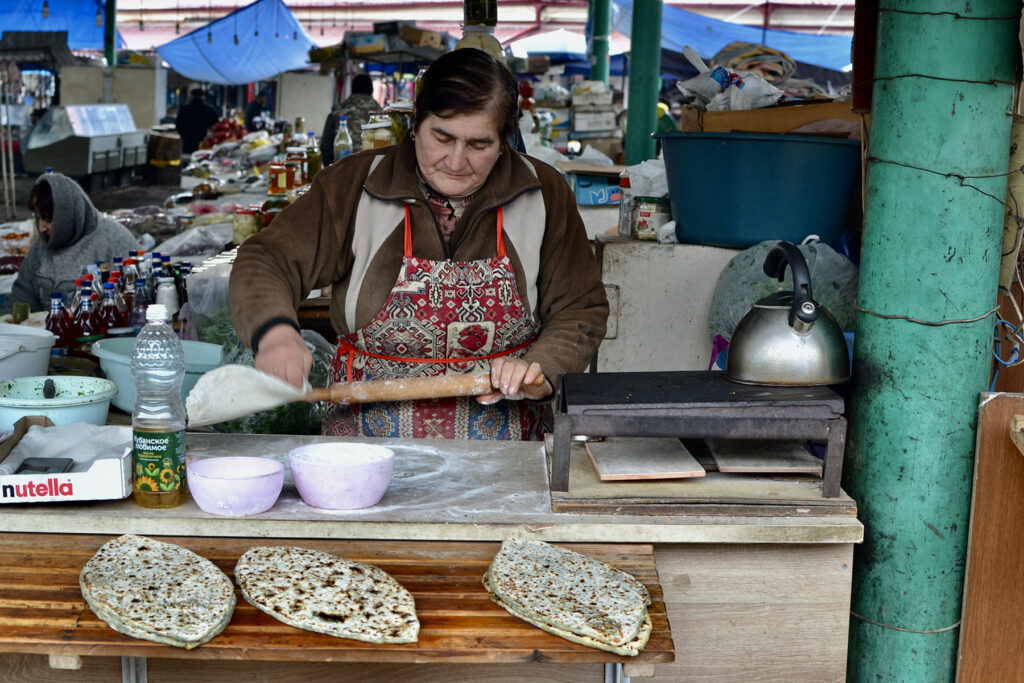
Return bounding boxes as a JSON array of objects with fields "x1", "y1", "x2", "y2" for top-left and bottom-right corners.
[
  {"x1": 333, "y1": 115, "x2": 353, "y2": 163},
  {"x1": 130, "y1": 277, "x2": 152, "y2": 328},
  {"x1": 130, "y1": 304, "x2": 186, "y2": 509}
]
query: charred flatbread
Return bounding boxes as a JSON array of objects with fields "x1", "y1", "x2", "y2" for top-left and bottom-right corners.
[
  {"x1": 79, "y1": 534, "x2": 235, "y2": 649},
  {"x1": 234, "y1": 546, "x2": 419, "y2": 644},
  {"x1": 483, "y1": 537, "x2": 651, "y2": 655}
]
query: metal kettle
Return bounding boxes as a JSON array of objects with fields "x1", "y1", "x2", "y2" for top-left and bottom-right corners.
[{"x1": 726, "y1": 241, "x2": 850, "y2": 386}]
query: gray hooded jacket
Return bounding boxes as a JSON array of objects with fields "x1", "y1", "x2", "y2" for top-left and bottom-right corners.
[{"x1": 9, "y1": 173, "x2": 139, "y2": 313}]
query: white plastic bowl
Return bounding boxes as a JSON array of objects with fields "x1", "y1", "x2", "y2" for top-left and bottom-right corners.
[
  {"x1": 187, "y1": 456, "x2": 284, "y2": 516},
  {"x1": 0, "y1": 323, "x2": 56, "y2": 380},
  {"x1": 288, "y1": 443, "x2": 395, "y2": 510},
  {"x1": 92, "y1": 338, "x2": 223, "y2": 413},
  {"x1": 0, "y1": 376, "x2": 118, "y2": 431}
]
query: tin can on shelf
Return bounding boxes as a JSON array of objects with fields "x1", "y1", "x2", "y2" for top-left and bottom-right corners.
[{"x1": 631, "y1": 196, "x2": 672, "y2": 240}]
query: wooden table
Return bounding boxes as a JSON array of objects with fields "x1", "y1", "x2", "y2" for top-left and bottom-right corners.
[
  {"x1": 0, "y1": 533, "x2": 671, "y2": 673},
  {"x1": 0, "y1": 433, "x2": 861, "y2": 682}
]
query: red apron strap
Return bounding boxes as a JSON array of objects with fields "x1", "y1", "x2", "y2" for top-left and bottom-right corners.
[
  {"x1": 403, "y1": 204, "x2": 413, "y2": 258},
  {"x1": 496, "y1": 207, "x2": 506, "y2": 259}
]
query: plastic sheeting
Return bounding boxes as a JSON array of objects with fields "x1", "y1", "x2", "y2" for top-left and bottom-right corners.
[
  {"x1": 156, "y1": 0, "x2": 316, "y2": 86},
  {"x1": 611, "y1": 0, "x2": 852, "y2": 72},
  {"x1": 0, "y1": 0, "x2": 124, "y2": 51}
]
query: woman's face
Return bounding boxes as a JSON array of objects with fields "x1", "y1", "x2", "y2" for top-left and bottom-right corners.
[
  {"x1": 414, "y1": 110, "x2": 503, "y2": 197},
  {"x1": 35, "y1": 213, "x2": 52, "y2": 239}
]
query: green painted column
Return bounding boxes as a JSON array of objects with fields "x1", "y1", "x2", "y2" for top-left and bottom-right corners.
[
  {"x1": 104, "y1": 0, "x2": 117, "y2": 67},
  {"x1": 624, "y1": 0, "x2": 661, "y2": 164},
  {"x1": 590, "y1": 0, "x2": 612, "y2": 84},
  {"x1": 845, "y1": 1, "x2": 1017, "y2": 680}
]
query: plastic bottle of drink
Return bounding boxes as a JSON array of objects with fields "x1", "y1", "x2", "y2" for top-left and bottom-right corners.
[
  {"x1": 45, "y1": 293, "x2": 75, "y2": 355},
  {"x1": 130, "y1": 277, "x2": 153, "y2": 328},
  {"x1": 333, "y1": 115, "x2": 353, "y2": 163},
  {"x1": 98, "y1": 282, "x2": 120, "y2": 333},
  {"x1": 108, "y1": 274, "x2": 129, "y2": 326},
  {"x1": 130, "y1": 304, "x2": 186, "y2": 509},
  {"x1": 75, "y1": 293, "x2": 103, "y2": 343},
  {"x1": 122, "y1": 258, "x2": 139, "y2": 294},
  {"x1": 69, "y1": 278, "x2": 84, "y2": 316}
]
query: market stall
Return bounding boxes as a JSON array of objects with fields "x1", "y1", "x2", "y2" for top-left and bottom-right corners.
[{"x1": 0, "y1": 432, "x2": 861, "y2": 681}]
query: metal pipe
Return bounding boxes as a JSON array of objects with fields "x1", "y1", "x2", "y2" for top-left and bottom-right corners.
[
  {"x1": 105, "y1": 0, "x2": 117, "y2": 67},
  {"x1": 623, "y1": 0, "x2": 662, "y2": 164},
  {"x1": 590, "y1": 0, "x2": 612, "y2": 84},
  {"x1": 845, "y1": 1, "x2": 1018, "y2": 679}
]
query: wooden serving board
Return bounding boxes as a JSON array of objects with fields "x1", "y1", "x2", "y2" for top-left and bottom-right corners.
[
  {"x1": 585, "y1": 437, "x2": 705, "y2": 480},
  {"x1": 0, "y1": 533, "x2": 673, "y2": 666},
  {"x1": 706, "y1": 439, "x2": 824, "y2": 475}
]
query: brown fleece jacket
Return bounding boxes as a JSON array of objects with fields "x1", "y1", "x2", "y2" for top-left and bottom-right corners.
[{"x1": 228, "y1": 135, "x2": 608, "y2": 382}]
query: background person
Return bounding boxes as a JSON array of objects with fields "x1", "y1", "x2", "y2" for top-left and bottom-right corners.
[
  {"x1": 229, "y1": 48, "x2": 608, "y2": 440},
  {"x1": 175, "y1": 86, "x2": 219, "y2": 154},
  {"x1": 6, "y1": 173, "x2": 139, "y2": 314},
  {"x1": 320, "y1": 74, "x2": 379, "y2": 164},
  {"x1": 244, "y1": 89, "x2": 268, "y2": 132}
]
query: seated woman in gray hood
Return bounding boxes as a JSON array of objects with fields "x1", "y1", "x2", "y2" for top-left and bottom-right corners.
[{"x1": 7, "y1": 172, "x2": 139, "y2": 313}]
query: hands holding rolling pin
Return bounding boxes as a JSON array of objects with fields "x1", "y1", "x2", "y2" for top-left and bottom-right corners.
[{"x1": 255, "y1": 324, "x2": 553, "y2": 403}]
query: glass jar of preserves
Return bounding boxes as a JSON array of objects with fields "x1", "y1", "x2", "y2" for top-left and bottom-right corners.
[
  {"x1": 232, "y1": 206, "x2": 261, "y2": 244},
  {"x1": 267, "y1": 162, "x2": 288, "y2": 194},
  {"x1": 285, "y1": 147, "x2": 307, "y2": 187},
  {"x1": 630, "y1": 197, "x2": 672, "y2": 240},
  {"x1": 464, "y1": 0, "x2": 498, "y2": 26},
  {"x1": 361, "y1": 114, "x2": 397, "y2": 150}
]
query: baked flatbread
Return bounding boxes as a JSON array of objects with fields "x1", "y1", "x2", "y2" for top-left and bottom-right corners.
[
  {"x1": 485, "y1": 569, "x2": 651, "y2": 656},
  {"x1": 484, "y1": 538, "x2": 651, "y2": 654},
  {"x1": 79, "y1": 534, "x2": 236, "y2": 649},
  {"x1": 234, "y1": 546, "x2": 419, "y2": 644}
]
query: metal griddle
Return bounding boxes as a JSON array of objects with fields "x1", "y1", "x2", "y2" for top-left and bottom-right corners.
[{"x1": 552, "y1": 371, "x2": 847, "y2": 497}]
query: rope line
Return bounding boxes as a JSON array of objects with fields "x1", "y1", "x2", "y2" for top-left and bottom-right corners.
[
  {"x1": 855, "y1": 305, "x2": 999, "y2": 327},
  {"x1": 851, "y1": 611, "x2": 961, "y2": 634}
]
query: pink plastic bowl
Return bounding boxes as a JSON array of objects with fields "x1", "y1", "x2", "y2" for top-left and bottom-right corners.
[
  {"x1": 187, "y1": 456, "x2": 284, "y2": 516},
  {"x1": 288, "y1": 443, "x2": 395, "y2": 510}
]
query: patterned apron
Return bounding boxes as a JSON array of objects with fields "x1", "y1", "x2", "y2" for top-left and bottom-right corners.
[{"x1": 325, "y1": 205, "x2": 549, "y2": 440}]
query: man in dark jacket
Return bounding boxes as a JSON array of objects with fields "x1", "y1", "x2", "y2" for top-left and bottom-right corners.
[
  {"x1": 244, "y1": 90, "x2": 268, "y2": 132},
  {"x1": 175, "y1": 87, "x2": 219, "y2": 154}
]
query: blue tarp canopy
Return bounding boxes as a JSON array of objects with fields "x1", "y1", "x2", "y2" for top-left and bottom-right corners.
[
  {"x1": 0, "y1": 0, "x2": 124, "y2": 51},
  {"x1": 612, "y1": 0, "x2": 852, "y2": 72},
  {"x1": 156, "y1": 0, "x2": 317, "y2": 86}
]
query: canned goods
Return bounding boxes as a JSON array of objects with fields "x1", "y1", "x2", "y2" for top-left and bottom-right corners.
[{"x1": 631, "y1": 197, "x2": 672, "y2": 240}]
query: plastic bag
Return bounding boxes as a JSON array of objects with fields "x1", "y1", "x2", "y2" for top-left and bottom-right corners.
[
  {"x1": 707, "y1": 240, "x2": 859, "y2": 346},
  {"x1": 676, "y1": 45, "x2": 782, "y2": 112},
  {"x1": 155, "y1": 223, "x2": 233, "y2": 257}
]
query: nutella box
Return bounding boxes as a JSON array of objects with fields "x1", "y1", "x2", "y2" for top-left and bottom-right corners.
[{"x1": 0, "y1": 417, "x2": 132, "y2": 504}]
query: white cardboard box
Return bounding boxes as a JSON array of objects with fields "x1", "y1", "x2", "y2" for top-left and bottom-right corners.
[
  {"x1": 0, "y1": 417, "x2": 132, "y2": 504},
  {"x1": 572, "y1": 106, "x2": 617, "y2": 133}
]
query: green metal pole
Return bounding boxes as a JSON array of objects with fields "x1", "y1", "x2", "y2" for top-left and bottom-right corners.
[
  {"x1": 845, "y1": 1, "x2": 1017, "y2": 680},
  {"x1": 590, "y1": 0, "x2": 612, "y2": 84},
  {"x1": 104, "y1": 0, "x2": 117, "y2": 67},
  {"x1": 623, "y1": 0, "x2": 661, "y2": 164}
]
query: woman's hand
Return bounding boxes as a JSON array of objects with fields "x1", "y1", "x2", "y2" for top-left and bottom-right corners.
[
  {"x1": 477, "y1": 357, "x2": 553, "y2": 404},
  {"x1": 253, "y1": 324, "x2": 312, "y2": 389}
]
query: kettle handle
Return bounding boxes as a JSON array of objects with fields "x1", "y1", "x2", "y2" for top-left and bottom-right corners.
[{"x1": 763, "y1": 241, "x2": 818, "y2": 325}]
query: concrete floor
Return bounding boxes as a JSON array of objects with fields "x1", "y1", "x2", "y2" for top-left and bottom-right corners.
[{"x1": 3, "y1": 173, "x2": 182, "y2": 222}]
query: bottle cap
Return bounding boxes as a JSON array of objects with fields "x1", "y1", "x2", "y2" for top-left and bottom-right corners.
[
  {"x1": 103, "y1": 282, "x2": 114, "y2": 289},
  {"x1": 145, "y1": 304, "x2": 168, "y2": 322}
]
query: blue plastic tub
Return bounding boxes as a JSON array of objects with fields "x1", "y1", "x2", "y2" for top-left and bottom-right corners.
[{"x1": 654, "y1": 132, "x2": 861, "y2": 249}]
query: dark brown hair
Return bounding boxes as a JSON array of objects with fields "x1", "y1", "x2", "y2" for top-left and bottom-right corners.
[
  {"x1": 413, "y1": 48, "x2": 518, "y2": 143},
  {"x1": 28, "y1": 180, "x2": 53, "y2": 221}
]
